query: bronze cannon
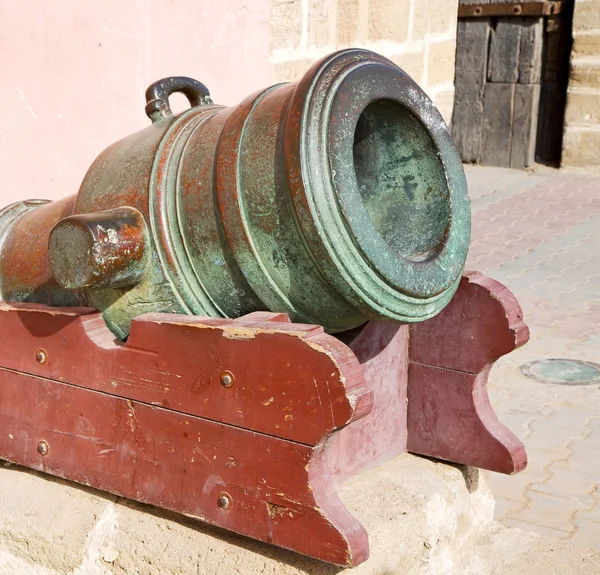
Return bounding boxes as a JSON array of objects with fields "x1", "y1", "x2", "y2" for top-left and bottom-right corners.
[{"x1": 0, "y1": 49, "x2": 470, "y2": 339}]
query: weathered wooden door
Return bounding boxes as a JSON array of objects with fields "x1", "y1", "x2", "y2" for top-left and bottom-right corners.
[{"x1": 452, "y1": 0, "x2": 572, "y2": 168}]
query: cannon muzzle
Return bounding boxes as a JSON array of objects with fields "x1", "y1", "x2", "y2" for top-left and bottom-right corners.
[{"x1": 0, "y1": 49, "x2": 470, "y2": 339}]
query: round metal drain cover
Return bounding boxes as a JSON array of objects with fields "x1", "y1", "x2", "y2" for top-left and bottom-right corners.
[{"x1": 520, "y1": 359, "x2": 600, "y2": 385}]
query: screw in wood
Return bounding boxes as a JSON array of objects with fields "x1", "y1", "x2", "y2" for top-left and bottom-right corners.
[
  {"x1": 37, "y1": 441, "x2": 49, "y2": 456},
  {"x1": 474, "y1": 6, "x2": 483, "y2": 15},
  {"x1": 220, "y1": 371, "x2": 235, "y2": 389},
  {"x1": 35, "y1": 349, "x2": 48, "y2": 365},
  {"x1": 217, "y1": 492, "x2": 232, "y2": 510}
]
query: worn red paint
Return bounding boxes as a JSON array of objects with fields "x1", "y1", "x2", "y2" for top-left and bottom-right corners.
[
  {"x1": 0, "y1": 306, "x2": 371, "y2": 447},
  {"x1": 407, "y1": 272, "x2": 530, "y2": 473},
  {"x1": 0, "y1": 307, "x2": 371, "y2": 566},
  {"x1": 329, "y1": 321, "x2": 409, "y2": 483}
]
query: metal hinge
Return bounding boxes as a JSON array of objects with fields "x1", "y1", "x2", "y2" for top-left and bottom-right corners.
[{"x1": 458, "y1": 1, "x2": 563, "y2": 18}]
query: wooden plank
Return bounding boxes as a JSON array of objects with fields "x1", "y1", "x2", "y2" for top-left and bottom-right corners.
[
  {"x1": 328, "y1": 322, "x2": 409, "y2": 483},
  {"x1": 0, "y1": 367, "x2": 369, "y2": 567},
  {"x1": 452, "y1": 19, "x2": 490, "y2": 162},
  {"x1": 407, "y1": 364, "x2": 527, "y2": 474},
  {"x1": 407, "y1": 272, "x2": 529, "y2": 474},
  {"x1": 518, "y1": 17, "x2": 544, "y2": 83},
  {"x1": 510, "y1": 83, "x2": 541, "y2": 169},
  {"x1": 481, "y1": 82, "x2": 516, "y2": 167},
  {"x1": 488, "y1": 18, "x2": 521, "y2": 83},
  {"x1": 0, "y1": 304, "x2": 372, "y2": 447},
  {"x1": 460, "y1": 0, "x2": 538, "y2": 3},
  {"x1": 459, "y1": 0, "x2": 559, "y2": 5},
  {"x1": 459, "y1": 1, "x2": 563, "y2": 18},
  {"x1": 409, "y1": 272, "x2": 529, "y2": 373}
]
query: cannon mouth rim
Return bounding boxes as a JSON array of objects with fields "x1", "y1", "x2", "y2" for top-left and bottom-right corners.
[
  {"x1": 287, "y1": 48, "x2": 471, "y2": 322},
  {"x1": 327, "y1": 64, "x2": 461, "y2": 295}
]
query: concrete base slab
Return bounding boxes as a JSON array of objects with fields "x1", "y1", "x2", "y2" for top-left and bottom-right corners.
[{"x1": 0, "y1": 454, "x2": 598, "y2": 574}]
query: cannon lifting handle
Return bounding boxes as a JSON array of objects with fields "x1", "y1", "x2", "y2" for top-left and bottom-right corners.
[{"x1": 145, "y1": 76, "x2": 212, "y2": 123}]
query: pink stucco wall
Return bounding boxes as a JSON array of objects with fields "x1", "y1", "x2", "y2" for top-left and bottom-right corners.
[{"x1": 0, "y1": 1, "x2": 270, "y2": 206}]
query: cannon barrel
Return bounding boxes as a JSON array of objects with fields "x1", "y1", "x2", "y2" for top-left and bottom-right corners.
[{"x1": 0, "y1": 49, "x2": 470, "y2": 339}]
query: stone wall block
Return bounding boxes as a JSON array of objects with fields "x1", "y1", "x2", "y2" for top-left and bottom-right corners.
[
  {"x1": 565, "y1": 91, "x2": 600, "y2": 126},
  {"x1": 270, "y1": 0, "x2": 303, "y2": 53},
  {"x1": 413, "y1": 0, "x2": 458, "y2": 38},
  {"x1": 562, "y1": 129, "x2": 600, "y2": 168},
  {"x1": 367, "y1": 0, "x2": 411, "y2": 43},
  {"x1": 427, "y1": 39, "x2": 458, "y2": 86},
  {"x1": 573, "y1": 0, "x2": 600, "y2": 33},
  {"x1": 571, "y1": 33, "x2": 600, "y2": 59},
  {"x1": 307, "y1": 0, "x2": 333, "y2": 49},
  {"x1": 390, "y1": 51, "x2": 426, "y2": 85},
  {"x1": 570, "y1": 62, "x2": 600, "y2": 90},
  {"x1": 564, "y1": 0, "x2": 600, "y2": 168},
  {"x1": 270, "y1": 58, "x2": 317, "y2": 83},
  {"x1": 337, "y1": 0, "x2": 363, "y2": 45},
  {"x1": 434, "y1": 88, "x2": 456, "y2": 125},
  {"x1": 0, "y1": 466, "x2": 108, "y2": 574},
  {"x1": 269, "y1": 0, "x2": 459, "y2": 116}
]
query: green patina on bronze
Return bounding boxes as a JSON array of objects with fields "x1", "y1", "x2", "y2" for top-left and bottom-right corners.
[
  {"x1": 0, "y1": 49, "x2": 471, "y2": 339},
  {"x1": 353, "y1": 99, "x2": 451, "y2": 263}
]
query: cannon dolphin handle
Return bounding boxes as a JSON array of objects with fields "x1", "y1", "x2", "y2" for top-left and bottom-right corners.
[{"x1": 144, "y1": 76, "x2": 213, "y2": 122}]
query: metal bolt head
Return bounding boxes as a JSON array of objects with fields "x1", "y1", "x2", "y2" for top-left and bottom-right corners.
[
  {"x1": 217, "y1": 492, "x2": 232, "y2": 510},
  {"x1": 37, "y1": 441, "x2": 49, "y2": 456},
  {"x1": 35, "y1": 349, "x2": 48, "y2": 365},
  {"x1": 474, "y1": 6, "x2": 482, "y2": 15},
  {"x1": 220, "y1": 371, "x2": 234, "y2": 389}
]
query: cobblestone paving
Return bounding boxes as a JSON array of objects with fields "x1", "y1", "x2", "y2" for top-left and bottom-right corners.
[{"x1": 465, "y1": 165, "x2": 600, "y2": 548}]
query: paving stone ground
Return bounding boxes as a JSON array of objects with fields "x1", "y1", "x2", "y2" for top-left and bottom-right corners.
[{"x1": 465, "y1": 164, "x2": 600, "y2": 549}]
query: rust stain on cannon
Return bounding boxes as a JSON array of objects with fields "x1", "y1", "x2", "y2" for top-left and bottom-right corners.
[
  {"x1": 0, "y1": 196, "x2": 87, "y2": 308},
  {"x1": 49, "y1": 207, "x2": 147, "y2": 291}
]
